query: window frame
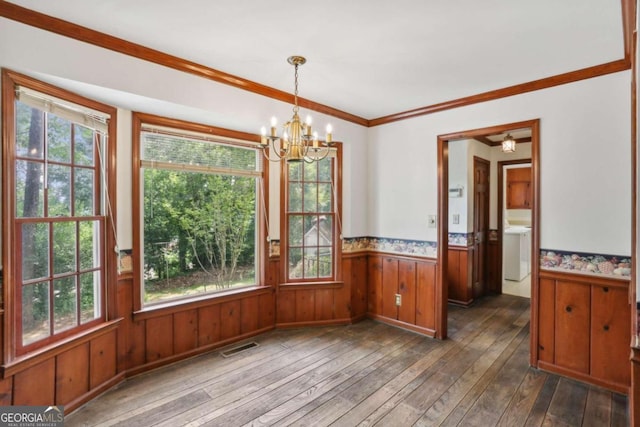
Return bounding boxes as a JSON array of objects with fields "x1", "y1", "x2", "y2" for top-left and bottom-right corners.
[
  {"x1": 131, "y1": 113, "x2": 269, "y2": 312},
  {"x1": 281, "y1": 143, "x2": 343, "y2": 285},
  {"x1": 1, "y1": 69, "x2": 118, "y2": 361}
]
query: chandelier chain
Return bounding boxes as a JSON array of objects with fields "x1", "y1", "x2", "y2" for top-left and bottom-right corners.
[{"x1": 293, "y1": 63, "x2": 299, "y2": 114}]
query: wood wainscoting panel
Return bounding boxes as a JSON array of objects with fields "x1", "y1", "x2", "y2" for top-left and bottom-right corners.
[
  {"x1": 56, "y1": 343, "x2": 90, "y2": 405},
  {"x1": 295, "y1": 289, "x2": 316, "y2": 322},
  {"x1": 538, "y1": 278, "x2": 555, "y2": 364},
  {"x1": 314, "y1": 288, "x2": 334, "y2": 321},
  {"x1": 367, "y1": 253, "x2": 437, "y2": 337},
  {"x1": 590, "y1": 285, "x2": 631, "y2": 386},
  {"x1": 89, "y1": 330, "x2": 117, "y2": 390},
  {"x1": 128, "y1": 320, "x2": 146, "y2": 369},
  {"x1": 219, "y1": 300, "x2": 242, "y2": 340},
  {"x1": 398, "y1": 259, "x2": 416, "y2": 325},
  {"x1": 240, "y1": 296, "x2": 259, "y2": 334},
  {"x1": 197, "y1": 305, "x2": 221, "y2": 347},
  {"x1": 275, "y1": 282, "x2": 353, "y2": 327},
  {"x1": 257, "y1": 291, "x2": 275, "y2": 329},
  {"x1": 334, "y1": 279, "x2": 352, "y2": 320},
  {"x1": 416, "y1": 262, "x2": 436, "y2": 330},
  {"x1": 632, "y1": 346, "x2": 640, "y2": 424},
  {"x1": 537, "y1": 270, "x2": 630, "y2": 394},
  {"x1": 266, "y1": 258, "x2": 280, "y2": 287},
  {"x1": 276, "y1": 289, "x2": 296, "y2": 324},
  {"x1": 382, "y1": 257, "x2": 399, "y2": 319},
  {"x1": 349, "y1": 255, "x2": 368, "y2": 319},
  {"x1": 146, "y1": 315, "x2": 174, "y2": 362},
  {"x1": 173, "y1": 309, "x2": 198, "y2": 355},
  {"x1": 0, "y1": 376, "x2": 12, "y2": 405},
  {"x1": 13, "y1": 358, "x2": 55, "y2": 405},
  {"x1": 367, "y1": 255, "x2": 383, "y2": 315},
  {"x1": 115, "y1": 275, "x2": 133, "y2": 373},
  {"x1": 555, "y1": 280, "x2": 591, "y2": 374}
]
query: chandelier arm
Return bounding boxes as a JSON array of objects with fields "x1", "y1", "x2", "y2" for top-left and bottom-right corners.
[
  {"x1": 304, "y1": 147, "x2": 331, "y2": 163},
  {"x1": 261, "y1": 146, "x2": 287, "y2": 163}
]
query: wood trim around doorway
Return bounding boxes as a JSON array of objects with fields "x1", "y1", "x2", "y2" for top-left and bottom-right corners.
[{"x1": 437, "y1": 119, "x2": 540, "y2": 363}]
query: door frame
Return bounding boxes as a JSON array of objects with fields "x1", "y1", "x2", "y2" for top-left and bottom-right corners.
[
  {"x1": 436, "y1": 119, "x2": 540, "y2": 366},
  {"x1": 497, "y1": 159, "x2": 533, "y2": 294}
]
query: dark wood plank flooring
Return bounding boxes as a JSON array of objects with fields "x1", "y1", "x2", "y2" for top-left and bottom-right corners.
[{"x1": 66, "y1": 295, "x2": 629, "y2": 426}]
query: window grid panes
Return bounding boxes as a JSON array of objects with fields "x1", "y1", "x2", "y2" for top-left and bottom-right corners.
[
  {"x1": 14, "y1": 100, "x2": 104, "y2": 353},
  {"x1": 287, "y1": 158, "x2": 335, "y2": 281}
]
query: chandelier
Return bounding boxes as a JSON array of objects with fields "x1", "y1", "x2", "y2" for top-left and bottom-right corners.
[
  {"x1": 260, "y1": 56, "x2": 334, "y2": 163},
  {"x1": 501, "y1": 133, "x2": 516, "y2": 153}
]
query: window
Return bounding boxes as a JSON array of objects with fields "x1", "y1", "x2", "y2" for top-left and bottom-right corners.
[
  {"x1": 135, "y1": 116, "x2": 264, "y2": 306},
  {"x1": 2, "y1": 70, "x2": 115, "y2": 356},
  {"x1": 283, "y1": 146, "x2": 342, "y2": 282}
]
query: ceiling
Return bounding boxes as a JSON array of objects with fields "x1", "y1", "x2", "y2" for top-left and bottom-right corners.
[{"x1": 4, "y1": 0, "x2": 627, "y2": 122}]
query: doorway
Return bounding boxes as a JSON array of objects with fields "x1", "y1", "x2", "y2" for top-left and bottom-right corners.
[
  {"x1": 500, "y1": 160, "x2": 533, "y2": 298},
  {"x1": 437, "y1": 119, "x2": 540, "y2": 365}
]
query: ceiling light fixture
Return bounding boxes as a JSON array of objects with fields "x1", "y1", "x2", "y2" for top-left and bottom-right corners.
[
  {"x1": 260, "y1": 56, "x2": 334, "y2": 163},
  {"x1": 502, "y1": 134, "x2": 516, "y2": 153}
]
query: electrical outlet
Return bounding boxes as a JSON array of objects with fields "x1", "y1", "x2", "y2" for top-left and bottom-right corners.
[
  {"x1": 453, "y1": 214, "x2": 460, "y2": 225},
  {"x1": 395, "y1": 294, "x2": 401, "y2": 306},
  {"x1": 428, "y1": 215, "x2": 436, "y2": 228}
]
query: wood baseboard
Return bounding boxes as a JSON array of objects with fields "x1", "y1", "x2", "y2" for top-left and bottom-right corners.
[
  {"x1": 538, "y1": 361, "x2": 629, "y2": 395},
  {"x1": 65, "y1": 372, "x2": 125, "y2": 414},
  {"x1": 367, "y1": 314, "x2": 436, "y2": 338}
]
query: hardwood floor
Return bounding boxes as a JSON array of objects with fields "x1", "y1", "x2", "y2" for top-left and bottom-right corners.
[{"x1": 66, "y1": 295, "x2": 628, "y2": 426}]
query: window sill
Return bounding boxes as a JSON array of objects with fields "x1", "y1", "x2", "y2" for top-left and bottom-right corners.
[
  {"x1": 279, "y1": 281, "x2": 345, "y2": 291},
  {"x1": 133, "y1": 285, "x2": 274, "y2": 321},
  {"x1": 2, "y1": 319, "x2": 122, "y2": 378}
]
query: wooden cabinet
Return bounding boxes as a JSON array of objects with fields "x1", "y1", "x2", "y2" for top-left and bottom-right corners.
[
  {"x1": 367, "y1": 254, "x2": 436, "y2": 336},
  {"x1": 447, "y1": 247, "x2": 473, "y2": 306},
  {"x1": 536, "y1": 272, "x2": 630, "y2": 393},
  {"x1": 506, "y1": 167, "x2": 531, "y2": 209}
]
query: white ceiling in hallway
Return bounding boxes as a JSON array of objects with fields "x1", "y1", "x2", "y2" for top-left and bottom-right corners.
[{"x1": 5, "y1": 0, "x2": 625, "y2": 120}]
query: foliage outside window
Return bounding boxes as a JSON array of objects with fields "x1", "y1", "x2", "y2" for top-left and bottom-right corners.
[
  {"x1": 140, "y1": 127, "x2": 262, "y2": 305},
  {"x1": 7, "y1": 84, "x2": 109, "y2": 354},
  {"x1": 286, "y1": 155, "x2": 338, "y2": 281}
]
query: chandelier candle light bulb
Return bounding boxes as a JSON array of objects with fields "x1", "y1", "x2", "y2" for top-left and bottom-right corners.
[
  {"x1": 260, "y1": 126, "x2": 267, "y2": 145},
  {"x1": 305, "y1": 115, "x2": 313, "y2": 137}
]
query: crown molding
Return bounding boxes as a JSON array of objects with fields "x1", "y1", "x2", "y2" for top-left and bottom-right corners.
[
  {"x1": 0, "y1": 0, "x2": 633, "y2": 128},
  {"x1": 368, "y1": 59, "x2": 630, "y2": 127},
  {"x1": 0, "y1": 1, "x2": 368, "y2": 127}
]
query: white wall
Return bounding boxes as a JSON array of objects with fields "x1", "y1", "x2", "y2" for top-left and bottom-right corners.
[
  {"x1": 447, "y1": 140, "x2": 469, "y2": 233},
  {"x1": 0, "y1": 18, "x2": 370, "y2": 250},
  {"x1": 0, "y1": 17, "x2": 632, "y2": 259},
  {"x1": 368, "y1": 72, "x2": 631, "y2": 256}
]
